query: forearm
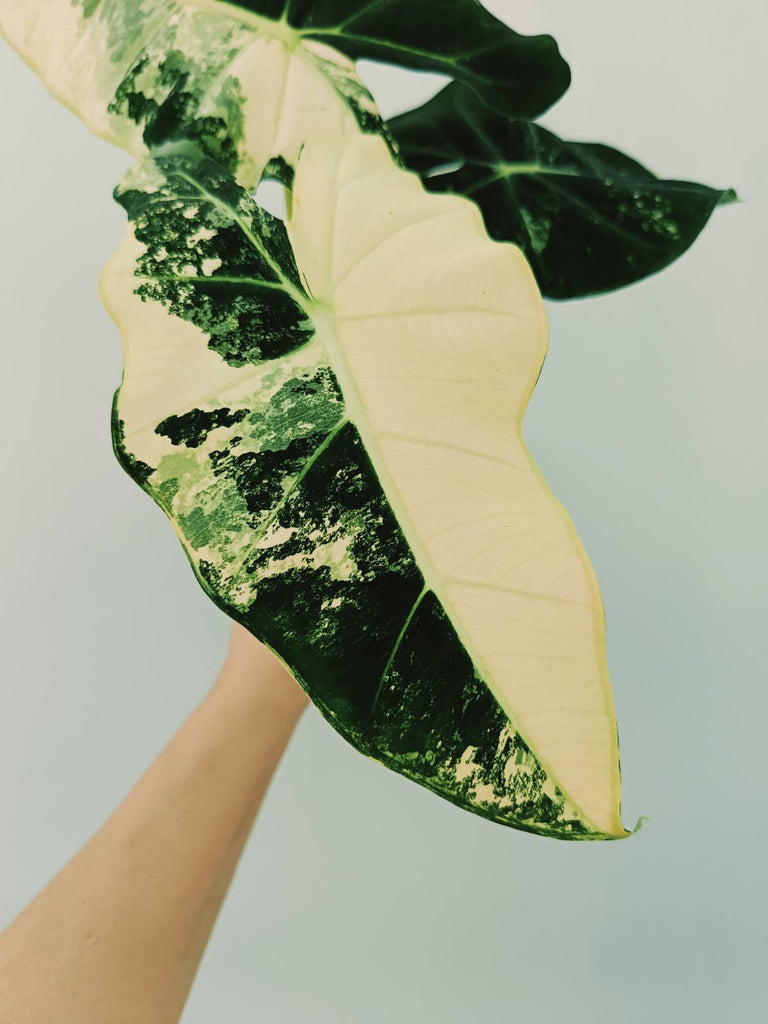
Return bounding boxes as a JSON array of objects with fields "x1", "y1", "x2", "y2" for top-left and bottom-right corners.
[{"x1": 0, "y1": 627, "x2": 308, "y2": 1024}]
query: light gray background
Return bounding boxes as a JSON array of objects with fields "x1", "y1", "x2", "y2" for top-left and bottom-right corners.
[{"x1": 1, "y1": 1, "x2": 765, "y2": 1020}]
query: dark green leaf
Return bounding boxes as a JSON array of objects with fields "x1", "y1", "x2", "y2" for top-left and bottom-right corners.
[
  {"x1": 390, "y1": 83, "x2": 738, "y2": 299},
  {"x1": 226, "y1": 0, "x2": 571, "y2": 118}
]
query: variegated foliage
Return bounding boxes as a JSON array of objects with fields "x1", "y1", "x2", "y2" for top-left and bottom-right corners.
[
  {"x1": 101, "y1": 133, "x2": 629, "y2": 839},
  {"x1": 1, "y1": 0, "x2": 639, "y2": 838},
  {"x1": 0, "y1": 0, "x2": 568, "y2": 187}
]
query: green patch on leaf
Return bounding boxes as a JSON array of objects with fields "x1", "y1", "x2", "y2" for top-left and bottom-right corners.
[{"x1": 115, "y1": 157, "x2": 314, "y2": 364}]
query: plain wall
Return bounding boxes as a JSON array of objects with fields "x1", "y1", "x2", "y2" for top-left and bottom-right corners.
[{"x1": 1, "y1": 1, "x2": 765, "y2": 1020}]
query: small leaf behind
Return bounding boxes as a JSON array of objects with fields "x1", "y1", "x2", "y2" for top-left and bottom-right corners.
[{"x1": 390, "y1": 83, "x2": 738, "y2": 299}]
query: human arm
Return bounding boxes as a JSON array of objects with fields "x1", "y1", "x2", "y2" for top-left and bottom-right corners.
[{"x1": 0, "y1": 622, "x2": 308, "y2": 1024}]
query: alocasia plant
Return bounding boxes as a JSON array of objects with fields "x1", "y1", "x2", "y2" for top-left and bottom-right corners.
[{"x1": 0, "y1": 0, "x2": 734, "y2": 838}]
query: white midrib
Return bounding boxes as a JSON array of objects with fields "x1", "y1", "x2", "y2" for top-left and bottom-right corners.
[
  {"x1": 310, "y1": 303, "x2": 609, "y2": 837},
  {"x1": 310, "y1": 308, "x2": 452, "y2": 608}
]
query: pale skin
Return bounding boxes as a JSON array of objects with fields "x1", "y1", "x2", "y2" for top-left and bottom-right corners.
[{"x1": 0, "y1": 621, "x2": 310, "y2": 1024}]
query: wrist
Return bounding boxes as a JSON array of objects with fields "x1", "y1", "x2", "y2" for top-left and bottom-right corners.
[{"x1": 213, "y1": 623, "x2": 310, "y2": 722}]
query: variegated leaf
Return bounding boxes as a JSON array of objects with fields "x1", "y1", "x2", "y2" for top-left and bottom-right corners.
[
  {"x1": 101, "y1": 133, "x2": 629, "y2": 840},
  {"x1": 0, "y1": 0, "x2": 381, "y2": 187},
  {"x1": 0, "y1": 0, "x2": 569, "y2": 188}
]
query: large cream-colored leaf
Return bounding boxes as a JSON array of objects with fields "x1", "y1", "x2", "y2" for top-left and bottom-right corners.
[{"x1": 101, "y1": 132, "x2": 628, "y2": 839}]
